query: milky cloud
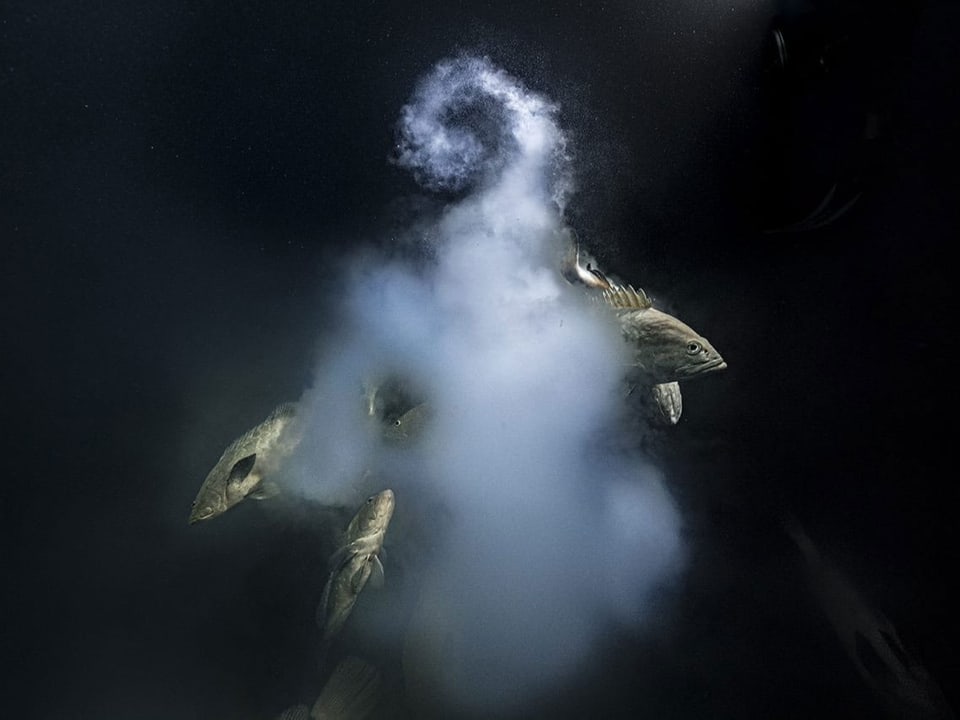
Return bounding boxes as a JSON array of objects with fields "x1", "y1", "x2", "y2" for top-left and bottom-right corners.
[{"x1": 284, "y1": 55, "x2": 685, "y2": 715}]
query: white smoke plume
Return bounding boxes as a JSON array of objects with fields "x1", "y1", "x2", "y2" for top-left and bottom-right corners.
[{"x1": 285, "y1": 55, "x2": 685, "y2": 715}]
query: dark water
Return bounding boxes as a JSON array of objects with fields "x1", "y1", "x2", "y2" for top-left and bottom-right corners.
[{"x1": 6, "y1": 1, "x2": 958, "y2": 718}]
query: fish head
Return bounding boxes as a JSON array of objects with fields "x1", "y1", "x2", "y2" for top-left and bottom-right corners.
[
  {"x1": 621, "y1": 307, "x2": 726, "y2": 384},
  {"x1": 188, "y1": 453, "x2": 260, "y2": 524},
  {"x1": 188, "y1": 489, "x2": 227, "y2": 524},
  {"x1": 350, "y1": 489, "x2": 396, "y2": 538}
]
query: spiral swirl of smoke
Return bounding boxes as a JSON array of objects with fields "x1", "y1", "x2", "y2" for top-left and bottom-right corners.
[{"x1": 394, "y1": 55, "x2": 572, "y2": 208}]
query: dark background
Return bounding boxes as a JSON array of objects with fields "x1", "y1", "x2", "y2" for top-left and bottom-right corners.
[{"x1": 4, "y1": 0, "x2": 957, "y2": 717}]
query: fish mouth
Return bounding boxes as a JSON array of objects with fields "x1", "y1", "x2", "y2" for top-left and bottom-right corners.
[
  {"x1": 675, "y1": 356, "x2": 727, "y2": 379},
  {"x1": 188, "y1": 507, "x2": 215, "y2": 524}
]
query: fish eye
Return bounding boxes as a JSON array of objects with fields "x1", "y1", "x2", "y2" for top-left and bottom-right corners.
[
  {"x1": 366, "y1": 496, "x2": 374, "y2": 504},
  {"x1": 394, "y1": 418, "x2": 402, "y2": 427},
  {"x1": 686, "y1": 341, "x2": 702, "y2": 354}
]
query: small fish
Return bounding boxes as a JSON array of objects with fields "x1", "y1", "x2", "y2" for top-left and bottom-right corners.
[
  {"x1": 316, "y1": 489, "x2": 396, "y2": 644},
  {"x1": 561, "y1": 236, "x2": 726, "y2": 385},
  {"x1": 785, "y1": 517, "x2": 956, "y2": 719},
  {"x1": 188, "y1": 402, "x2": 300, "y2": 524},
  {"x1": 382, "y1": 402, "x2": 432, "y2": 446},
  {"x1": 311, "y1": 655, "x2": 382, "y2": 720}
]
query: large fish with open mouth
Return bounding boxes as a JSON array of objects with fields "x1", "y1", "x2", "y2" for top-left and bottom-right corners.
[
  {"x1": 316, "y1": 489, "x2": 396, "y2": 645},
  {"x1": 188, "y1": 402, "x2": 301, "y2": 524},
  {"x1": 561, "y1": 239, "x2": 727, "y2": 387}
]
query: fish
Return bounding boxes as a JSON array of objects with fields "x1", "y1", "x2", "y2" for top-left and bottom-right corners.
[
  {"x1": 601, "y1": 283, "x2": 726, "y2": 385},
  {"x1": 785, "y1": 517, "x2": 955, "y2": 719},
  {"x1": 561, "y1": 236, "x2": 726, "y2": 385},
  {"x1": 188, "y1": 402, "x2": 301, "y2": 524},
  {"x1": 316, "y1": 489, "x2": 396, "y2": 644},
  {"x1": 311, "y1": 655, "x2": 382, "y2": 720},
  {"x1": 382, "y1": 402, "x2": 432, "y2": 446}
]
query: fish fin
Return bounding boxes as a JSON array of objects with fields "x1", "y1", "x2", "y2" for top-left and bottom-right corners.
[
  {"x1": 311, "y1": 656, "x2": 382, "y2": 720},
  {"x1": 327, "y1": 543, "x2": 358, "y2": 572},
  {"x1": 350, "y1": 558, "x2": 374, "y2": 594},
  {"x1": 227, "y1": 454, "x2": 256, "y2": 486},
  {"x1": 601, "y1": 284, "x2": 652, "y2": 310},
  {"x1": 651, "y1": 382, "x2": 683, "y2": 425},
  {"x1": 328, "y1": 546, "x2": 346, "y2": 568},
  {"x1": 368, "y1": 556, "x2": 385, "y2": 589},
  {"x1": 316, "y1": 574, "x2": 333, "y2": 630},
  {"x1": 269, "y1": 402, "x2": 299, "y2": 421},
  {"x1": 588, "y1": 266, "x2": 612, "y2": 288},
  {"x1": 559, "y1": 233, "x2": 613, "y2": 290},
  {"x1": 248, "y1": 480, "x2": 280, "y2": 500}
]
